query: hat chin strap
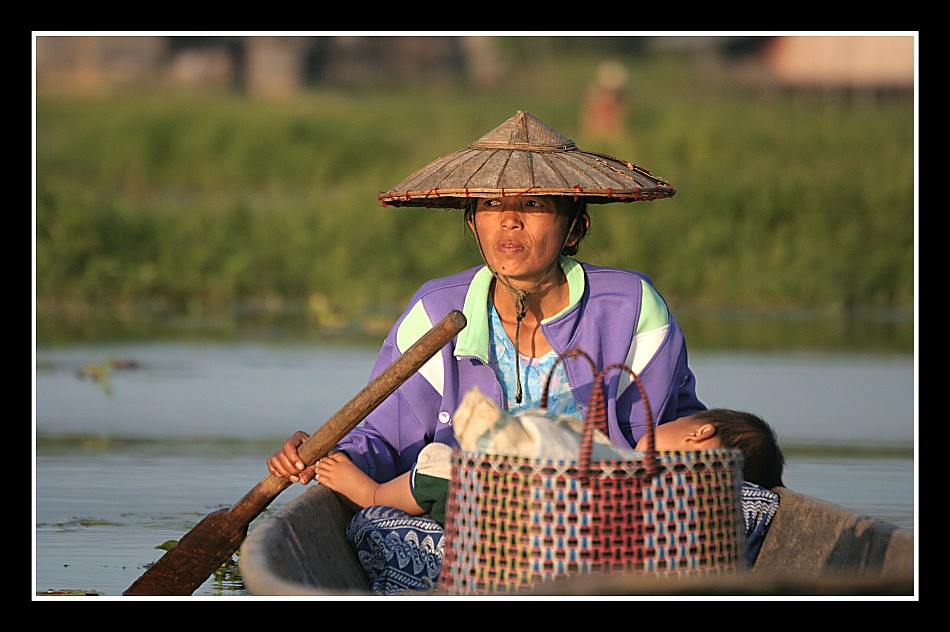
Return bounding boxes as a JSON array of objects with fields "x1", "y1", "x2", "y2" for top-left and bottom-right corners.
[{"x1": 471, "y1": 210, "x2": 579, "y2": 405}]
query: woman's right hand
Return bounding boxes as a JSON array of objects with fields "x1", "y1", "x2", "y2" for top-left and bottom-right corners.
[{"x1": 267, "y1": 431, "x2": 318, "y2": 484}]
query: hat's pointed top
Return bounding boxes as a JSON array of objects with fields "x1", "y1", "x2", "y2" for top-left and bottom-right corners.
[{"x1": 470, "y1": 111, "x2": 576, "y2": 151}]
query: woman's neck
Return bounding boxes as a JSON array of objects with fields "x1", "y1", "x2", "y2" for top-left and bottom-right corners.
[
  {"x1": 491, "y1": 263, "x2": 568, "y2": 358},
  {"x1": 494, "y1": 262, "x2": 566, "y2": 315}
]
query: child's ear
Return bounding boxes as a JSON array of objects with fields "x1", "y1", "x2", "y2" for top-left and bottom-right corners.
[{"x1": 692, "y1": 423, "x2": 718, "y2": 444}]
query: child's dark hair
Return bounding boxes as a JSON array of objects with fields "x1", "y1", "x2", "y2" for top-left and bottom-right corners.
[{"x1": 693, "y1": 408, "x2": 785, "y2": 489}]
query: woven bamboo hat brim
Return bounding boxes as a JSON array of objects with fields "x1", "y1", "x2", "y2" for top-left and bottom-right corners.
[{"x1": 378, "y1": 111, "x2": 675, "y2": 209}]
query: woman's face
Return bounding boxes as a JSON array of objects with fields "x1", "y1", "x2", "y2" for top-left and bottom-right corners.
[{"x1": 468, "y1": 195, "x2": 578, "y2": 283}]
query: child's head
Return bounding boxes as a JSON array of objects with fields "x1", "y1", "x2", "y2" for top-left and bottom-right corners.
[{"x1": 636, "y1": 408, "x2": 785, "y2": 489}]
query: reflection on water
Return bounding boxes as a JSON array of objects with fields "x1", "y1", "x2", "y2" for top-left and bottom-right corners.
[
  {"x1": 34, "y1": 342, "x2": 915, "y2": 447},
  {"x1": 34, "y1": 449, "x2": 310, "y2": 597},
  {"x1": 34, "y1": 342, "x2": 381, "y2": 442},
  {"x1": 689, "y1": 351, "x2": 915, "y2": 446}
]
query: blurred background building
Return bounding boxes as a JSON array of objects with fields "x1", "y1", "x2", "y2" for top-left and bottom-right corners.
[{"x1": 34, "y1": 34, "x2": 915, "y2": 100}]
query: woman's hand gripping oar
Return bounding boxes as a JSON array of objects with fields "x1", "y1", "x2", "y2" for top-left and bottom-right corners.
[{"x1": 123, "y1": 310, "x2": 467, "y2": 596}]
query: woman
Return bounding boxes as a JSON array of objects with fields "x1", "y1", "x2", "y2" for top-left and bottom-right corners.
[{"x1": 267, "y1": 111, "x2": 706, "y2": 593}]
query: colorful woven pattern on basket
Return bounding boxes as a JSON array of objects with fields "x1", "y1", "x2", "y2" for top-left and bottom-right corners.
[
  {"x1": 439, "y1": 447, "x2": 745, "y2": 595},
  {"x1": 639, "y1": 450, "x2": 746, "y2": 573}
]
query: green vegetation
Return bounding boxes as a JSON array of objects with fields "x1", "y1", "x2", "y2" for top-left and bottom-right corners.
[
  {"x1": 35, "y1": 53, "x2": 915, "y2": 351},
  {"x1": 34, "y1": 433, "x2": 288, "y2": 457},
  {"x1": 35, "y1": 432, "x2": 913, "y2": 460}
]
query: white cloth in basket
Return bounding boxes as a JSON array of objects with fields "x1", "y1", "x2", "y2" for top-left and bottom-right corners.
[{"x1": 451, "y1": 386, "x2": 639, "y2": 462}]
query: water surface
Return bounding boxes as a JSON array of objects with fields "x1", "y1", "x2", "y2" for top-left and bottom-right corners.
[{"x1": 33, "y1": 342, "x2": 917, "y2": 598}]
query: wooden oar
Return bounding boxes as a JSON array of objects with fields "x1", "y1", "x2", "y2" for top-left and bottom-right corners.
[{"x1": 124, "y1": 310, "x2": 467, "y2": 596}]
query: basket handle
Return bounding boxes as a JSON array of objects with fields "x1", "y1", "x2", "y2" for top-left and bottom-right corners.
[
  {"x1": 541, "y1": 349, "x2": 658, "y2": 480},
  {"x1": 540, "y1": 347, "x2": 597, "y2": 410},
  {"x1": 580, "y1": 362, "x2": 658, "y2": 480}
]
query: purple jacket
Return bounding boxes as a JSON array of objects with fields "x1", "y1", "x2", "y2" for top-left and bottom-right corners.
[{"x1": 337, "y1": 257, "x2": 705, "y2": 482}]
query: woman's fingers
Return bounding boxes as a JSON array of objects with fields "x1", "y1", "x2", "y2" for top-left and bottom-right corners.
[{"x1": 267, "y1": 430, "x2": 311, "y2": 480}]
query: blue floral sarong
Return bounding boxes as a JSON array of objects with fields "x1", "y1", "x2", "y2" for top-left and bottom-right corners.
[
  {"x1": 742, "y1": 481, "x2": 781, "y2": 564},
  {"x1": 346, "y1": 505, "x2": 444, "y2": 595}
]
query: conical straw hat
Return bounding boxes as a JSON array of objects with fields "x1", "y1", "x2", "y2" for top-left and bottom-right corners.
[{"x1": 378, "y1": 111, "x2": 675, "y2": 208}]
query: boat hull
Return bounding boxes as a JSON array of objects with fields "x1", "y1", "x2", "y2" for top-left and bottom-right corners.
[
  {"x1": 240, "y1": 484, "x2": 370, "y2": 596},
  {"x1": 239, "y1": 484, "x2": 914, "y2": 596}
]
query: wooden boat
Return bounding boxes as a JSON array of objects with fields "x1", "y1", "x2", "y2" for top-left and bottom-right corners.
[{"x1": 239, "y1": 483, "x2": 915, "y2": 597}]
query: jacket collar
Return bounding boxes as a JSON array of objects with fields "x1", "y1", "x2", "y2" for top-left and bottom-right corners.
[{"x1": 455, "y1": 256, "x2": 585, "y2": 362}]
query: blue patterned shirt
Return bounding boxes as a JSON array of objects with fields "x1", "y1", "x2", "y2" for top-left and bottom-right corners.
[{"x1": 488, "y1": 300, "x2": 580, "y2": 417}]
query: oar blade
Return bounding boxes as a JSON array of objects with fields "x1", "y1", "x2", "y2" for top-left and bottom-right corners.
[{"x1": 123, "y1": 509, "x2": 246, "y2": 596}]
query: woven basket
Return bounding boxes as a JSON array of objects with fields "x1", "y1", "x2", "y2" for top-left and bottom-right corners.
[{"x1": 439, "y1": 349, "x2": 746, "y2": 595}]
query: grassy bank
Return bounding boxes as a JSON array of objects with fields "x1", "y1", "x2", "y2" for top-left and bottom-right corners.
[
  {"x1": 34, "y1": 432, "x2": 915, "y2": 460},
  {"x1": 35, "y1": 53, "x2": 915, "y2": 351}
]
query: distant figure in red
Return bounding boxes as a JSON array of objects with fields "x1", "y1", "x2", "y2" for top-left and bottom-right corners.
[{"x1": 581, "y1": 59, "x2": 629, "y2": 140}]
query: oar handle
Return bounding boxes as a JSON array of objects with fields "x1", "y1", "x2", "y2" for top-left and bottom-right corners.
[{"x1": 228, "y1": 309, "x2": 467, "y2": 524}]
